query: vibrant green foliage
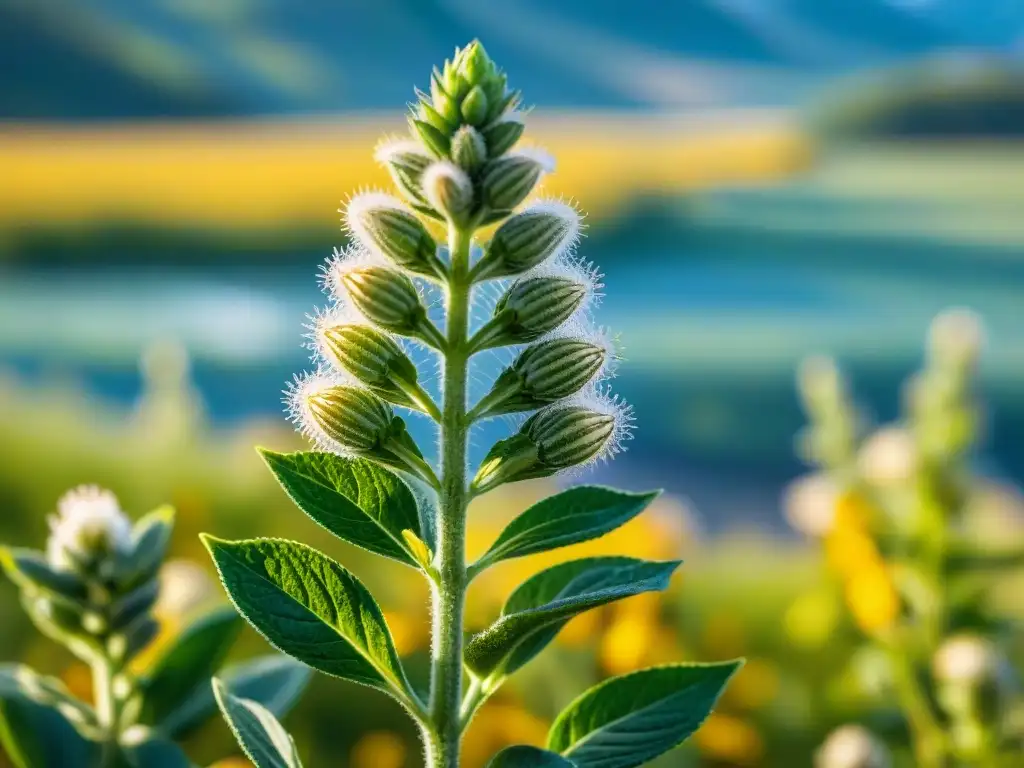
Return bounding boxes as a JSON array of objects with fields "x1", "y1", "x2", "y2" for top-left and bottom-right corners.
[
  {"x1": 213, "y1": 678, "x2": 303, "y2": 768},
  {"x1": 548, "y1": 662, "x2": 743, "y2": 767},
  {"x1": 203, "y1": 536, "x2": 415, "y2": 701}
]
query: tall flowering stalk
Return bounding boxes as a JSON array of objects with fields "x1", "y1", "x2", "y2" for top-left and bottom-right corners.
[
  {"x1": 203, "y1": 42, "x2": 739, "y2": 768},
  {"x1": 0, "y1": 487, "x2": 310, "y2": 767},
  {"x1": 792, "y1": 310, "x2": 1024, "y2": 768}
]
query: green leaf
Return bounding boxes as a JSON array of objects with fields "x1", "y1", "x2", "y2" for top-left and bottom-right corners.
[
  {"x1": 159, "y1": 655, "x2": 312, "y2": 739},
  {"x1": 139, "y1": 606, "x2": 242, "y2": 728},
  {"x1": 202, "y1": 536, "x2": 414, "y2": 702},
  {"x1": 213, "y1": 678, "x2": 303, "y2": 768},
  {"x1": 0, "y1": 665, "x2": 99, "y2": 768},
  {"x1": 475, "y1": 487, "x2": 659, "y2": 572},
  {"x1": 121, "y1": 506, "x2": 175, "y2": 588},
  {"x1": 547, "y1": 662, "x2": 743, "y2": 768},
  {"x1": 0, "y1": 548, "x2": 87, "y2": 605},
  {"x1": 465, "y1": 557, "x2": 680, "y2": 679},
  {"x1": 120, "y1": 734, "x2": 194, "y2": 768},
  {"x1": 260, "y1": 450, "x2": 430, "y2": 567},
  {"x1": 486, "y1": 746, "x2": 576, "y2": 767}
]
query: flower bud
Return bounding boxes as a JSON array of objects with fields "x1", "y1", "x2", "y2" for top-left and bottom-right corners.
[
  {"x1": 411, "y1": 119, "x2": 450, "y2": 158},
  {"x1": 305, "y1": 385, "x2": 395, "y2": 454},
  {"x1": 783, "y1": 473, "x2": 839, "y2": 538},
  {"x1": 474, "y1": 276, "x2": 587, "y2": 350},
  {"x1": 474, "y1": 201, "x2": 579, "y2": 280},
  {"x1": 482, "y1": 115, "x2": 524, "y2": 158},
  {"x1": 347, "y1": 194, "x2": 440, "y2": 277},
  {"x1": 460, "y1": 85, "x2": 489, "y2": 126},
  {"x1": 429, "y1": 71, "x2": 459, "y2": 124},
  {"x1": 422, "y1": 162, "x2": 474, "y2": 225},
  {"x1": 46, "y1": 486, "x2": 132, "y2": 574},
  {"x1": 480, "y1": 150, "x2": 553, "y2": 212},
  {"x1": 375, "y1": 141, "x2": 433, "y2": 207},
  {"x1": 814, "y1": 726, "x2": 890, "y2": 768},
  {"x1": 319, "y1": 324, "x2": 426, "y2": 411},
  {"x1": 473, "y1": 339, "x2": 607, "y2": 418},
  {"x1": 459, "y1": 41, "x2": 496, "y2": 87},
  {"x1": 451, "y1": 125, "x2": 487, "y2": 172},
  {"x1": 341, "y1": 266, "x2": 429, "y2": 337},
  {"x1": 296, "y1": 381, "x2": 435, "y2": 483},
  {"x1": 527, "y1": 405, "x2": 615, "y2": 470}
]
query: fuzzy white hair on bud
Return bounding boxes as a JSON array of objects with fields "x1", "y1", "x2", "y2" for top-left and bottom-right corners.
[
  {"x1": 47, "y1": 486, "x2": 133, "y2": 571},
  {"x1": 284, "y1": 369, "x2": 360, "y2": 457},
  {"x1": 321, "y1": 244, "x2": 387, "y2": 301},
  {"x1": 511, "y1": 146, "x2": 556, "y2": 174},
  {"x1": 373, "y1": 137, "x2": 427, "y2": 165},
  {"x1": 521, "y1": 197, "x2": 584, "y2": 257},
  {"x1": 421, "y1": 161, "x2": 474, "y2": 218},
  {"x1": 304, "y1": 303, "x2": 387, "y2": 369},
  {"x1": 344, "y1": 191, "x2": 417, "y2": 247}
]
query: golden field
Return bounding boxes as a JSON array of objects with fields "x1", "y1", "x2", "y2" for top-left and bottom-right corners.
[{"x1": 0, "y1": 111, "x2": 811, "y2": 231}]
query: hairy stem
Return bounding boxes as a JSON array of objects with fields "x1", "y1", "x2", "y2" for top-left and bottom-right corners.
[
  {"x1": 427, "y1": 223, "x2": 472, "y2": 768},
  {"x1": 91, "y1": 653, "x2": 120, "y2": 768}
]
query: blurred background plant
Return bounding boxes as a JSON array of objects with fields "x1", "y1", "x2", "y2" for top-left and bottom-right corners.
[
  {"x1": 791, "y1": 312, "x2": 1024, "y2": 766},
  {"x1": 3, "y1": 1, "x2": 1024, "y2": 765}
]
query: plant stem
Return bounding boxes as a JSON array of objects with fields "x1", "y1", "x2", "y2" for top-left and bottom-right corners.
[
  {"x1": 91, "y1": 654, "x2": 120, "y2": 768},
  {"x1": 427, "y1": 223, "x2": 472, "y2": 768},
  {"x1": 888, "y1": 646, "x2": 946, "y2": 768}
]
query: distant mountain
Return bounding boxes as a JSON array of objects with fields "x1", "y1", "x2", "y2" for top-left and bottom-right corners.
[{"x1": 0, "y1": 0, "x2": 1020, "y2": 119}]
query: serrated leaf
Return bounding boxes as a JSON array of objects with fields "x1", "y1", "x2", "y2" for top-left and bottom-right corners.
[
  {"x1": 202, "y1": 536, "x2": 414, "y2": 702},
  {"x1": 213, "y1": 678, "x2": 303, "y2": 768},
  {"x1": 465, "y1": 557, "x2": 680, "y2": 678},
  {"x1": 260, "y1": 450, "x2": 430, "y2": 567},
  {"x1": 0, "y1": 548, "x2": 87, "y2": 605},
  {"x1": 160, "y1": 655, "x2": 311, "y2": 739},
  {"x1": 475, "y1": 487, "x2": 659, "y2": 572},
  {"x1": 486, "y1": 745, "x2": 576, "y2": 767},
  {"x1": 0, "y1": 665, "x2": 99, "y2": 768},
  {"x1": 547, "y1": 662, "x2": 743, "y2": 768},
  {"x1": 139, "y1": 606, "x2": 242, "y2": 728}
]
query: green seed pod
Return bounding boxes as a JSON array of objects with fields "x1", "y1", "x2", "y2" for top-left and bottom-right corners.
[
  {"x1": 320, "y1": 324, "x2": 426, "y2": 411},
  {"x1": 341, "y1": 266, "x2": 428, "y2": 336},
  {"x1": 347, "y1": 194, "x2": 440, "y2": 277},
  {"x1": 473, "y1": 338, "x2": 607, "y2": 418},
  {"x1": 459, "y1": 41, "x2": 496, "y2": 87},
  {"x1": 305, "y1": 385, "x2": 395, "y2": 453},
  {"x1": 474, "y1": 201, "x2": 579, "y2": 280},
  {"x1": 451, "y1": 125, "x2": 487, "y2": 172},
  {"x1": 480, "y1": 151, "x2": 552, "y2": 212},
  {"x1": 499, "y1": 276, "x2": 586, "y2": 339},
  {"x1": 460, "y1": 85, "x2": 489, "y2": 126},
  {"x1": 482, "y1": 116, "x2": 524, "y2": 158},
  {"x1": 376, "y1": 141, "x2": 433, "y2": 207},
  {"x1": 422, "y1": 162, "x2": 474, "y2": 225},
  {"x1": 411, "y1": 119, "x2": 451, "y2": 158}
]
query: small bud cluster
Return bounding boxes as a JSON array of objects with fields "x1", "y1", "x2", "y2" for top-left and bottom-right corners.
[
  {"x1": 290, "y1": 40, "x2": 629, "y2": 492},
  {"x1": 3, "y1": 486, "x2": 169, "y2": 677}
]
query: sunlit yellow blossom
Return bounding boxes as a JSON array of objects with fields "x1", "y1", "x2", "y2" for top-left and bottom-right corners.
[
  {"x1": 599, "y1": 615, "x2": 656, "y2": 675},
  {"x1": 845, "y1": 563, "x2": 900, "y2": 634},
  {"x1": 693, "y1": 712, "x2": 765, "y2": 765},
  {"x1": 350, "y1": 730, "x2": 407, "y2": 768}
]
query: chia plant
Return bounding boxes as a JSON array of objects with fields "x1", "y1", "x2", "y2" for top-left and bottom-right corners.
[
  {"x1": 793, "y1": 310, "x2": 1024, "y2": 768},
  {"x1": 203, "y1": 41, "x2": 740, "y2": 768},
  {"x1": 0, "y1": 486, "x2": 310, "y2": 767}
]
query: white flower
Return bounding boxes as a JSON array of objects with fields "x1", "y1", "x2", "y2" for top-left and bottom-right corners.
[
  {"x1": 928, "y1": 307, "x2": 984, "y2": 368},
  {"x1": 47, "y1": 486, "x2": 132, "y2": 571},
  {"x1": 858, "y1": 427, "x2": 918, "y2": 487},
  {"x1": 933, "y1": 634, "x2": 997, "y2": 685},
  {"x1": 815, "y1": 725, "x2": 890, "y2": 768},
  {"x1": 784, "y1": 473, "x2": 839, "y2": 537}
]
